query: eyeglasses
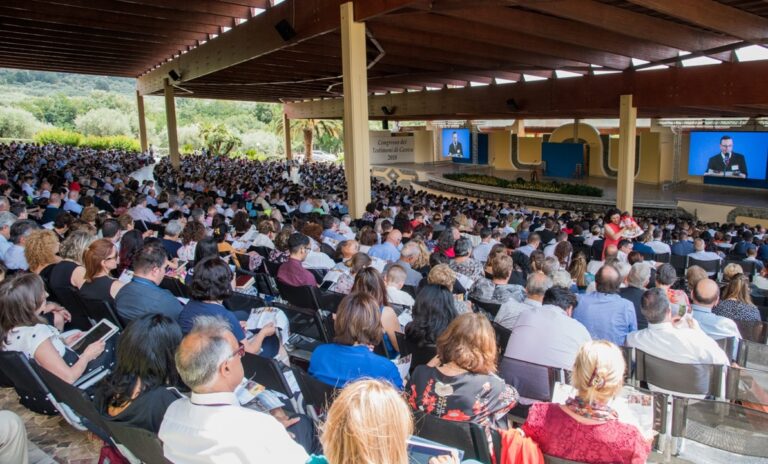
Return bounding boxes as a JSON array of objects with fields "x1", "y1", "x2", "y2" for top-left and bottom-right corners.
[{"x1": 229, "y1": 343, "x2": 245, "y2": 360}]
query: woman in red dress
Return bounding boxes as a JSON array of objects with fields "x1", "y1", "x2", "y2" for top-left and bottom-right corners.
[
  {"x1": 602, "y1": 208, "x2": 626, "y2": 259},
  {"x1": 522, "y1": 341, "x2": 651, "y2": 464}
]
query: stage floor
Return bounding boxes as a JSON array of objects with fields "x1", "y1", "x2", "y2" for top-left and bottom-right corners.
[{"x1": 375, "y1": 162, "x2": 768, "y2": 209}]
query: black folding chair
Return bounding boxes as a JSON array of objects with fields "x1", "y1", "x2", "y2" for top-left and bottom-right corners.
[
  {"x1": 0, "y1": 351, "x2": 84, "y2": 423},
  {"x1": 670, "y1": 254, "x2": 688, "y2": 275},
  {"x1": 412, "y1": 410, "x2": 497, "y2": 464},
  {"x1": 104, "y1": 422, "x2": 171, "y2": 464},
  {"x1": 735, "y1": 320, "x2": 768, "y2": 344},
  {"x1": 404, "y1": 336, "x2": 437, "y2": 376},
  {"x1": 160, "y1": 276, "x2": 191, "y2": 298},
  {"x1": 276, "y1": 282, "x2": 323, "y2": 312},
  {"x1": 687, "y1": 257, "x2": 720, "y2": 277},
  {"x1": 634, "y1": 349, "x2": 724, "y2": 398},
  {"x1": 80, "y1": 297, "x2": 125, "y2": 329},
  {"x1": 654, "y1": 253, "x2": 671, "y2": 264},
  {"x1": 51, "y1": 284, "x2": 92, "y2": 330},
  {"x1": 291, "y1": 366, "x2": 337, "y2": 420},
  {"x1": 271, "y1": 301, "x2": 331, "y2": 347},
  {"x1": 241, "y1": 353, "x2": 298, "y2": 410},
  {"x1": 736, "y1": 337, "x2": 768, "y2": 372},
  {"x1": 469, "y1": 296, "x2": 502, "y2": 319},
  {"x1": 491, "y1": 321, "x2": 511, "y2": 357}
]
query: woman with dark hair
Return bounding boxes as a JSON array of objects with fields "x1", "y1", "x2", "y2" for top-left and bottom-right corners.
[
  {"x1": 0, "y1": 274, "x2": 110, "y2": 387},
  {"x1": 603, "y1": 208, "x2": 626, "y2": 259},
  {"x1": 405, "y1": 284, "x2": 458, "y2": 352},
  {"x1": 714, "y1": 274, "x2": 761, "y2": 322},
  {"x1": 434, "y1": 228, "x2": 457, "y2": 258},
  {"x1": 308, "y1": 292, "x2": 402, "y2": 389},
  {"x1": 177, "y1": 221, "x2": 206, "y2": 262},
  {"x1": 117, "y1": 229, "x2": 144, "y2": 275},
  {"x1": 95, "y1": 314, "x2": 183, "y2": 433},
  {"x1": 357, "y1": 227, "x2": 378, "y2": 254},
  {"x1": 351, "y1": 268, "x2": 401, "y2": 356},
  {"x1": 177, "y1": 257, "x2": 276, "y2": 356}
]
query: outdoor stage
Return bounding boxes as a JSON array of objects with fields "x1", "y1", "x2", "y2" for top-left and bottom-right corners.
[{"x1": 371, "y1": 162, "x2": 768, "y2": 222}]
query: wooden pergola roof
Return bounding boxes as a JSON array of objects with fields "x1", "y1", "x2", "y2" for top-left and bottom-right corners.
[{"x1": 2, "y1": 0, "x2": 768, "y2": 118}]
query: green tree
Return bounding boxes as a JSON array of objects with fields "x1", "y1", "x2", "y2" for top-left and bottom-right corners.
[
  {"x1": 274, "y1": 118, "x2": 342, "y2": 162},
  {"x1": 22, "y1": 94, "x2": 78, "y2": 129},
  {"x1": 0, "y1": 107, "x2": 45, "y2": 139},
  {"x1": 75, "y1": 108, "x2": 132, "y2": 137},
  {"x1": 200, "y1": 123, "x2": 241, "y2": 157}
]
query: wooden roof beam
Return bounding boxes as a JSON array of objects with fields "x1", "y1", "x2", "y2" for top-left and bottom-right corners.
[
  {"x1": 626, "y1": 0, "x2": 768, "y2": 43},
  {"x1": 137, "y1": 0, "x2": 423, "y2": 94},
  {"x1": 525, "y1": 0, "x2": 737, "y2": 60},
  {"x1": 284, "y1": 60, "x2": 768, "y2": 119}
]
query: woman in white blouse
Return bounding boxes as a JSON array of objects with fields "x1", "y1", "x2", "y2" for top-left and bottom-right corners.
[{"x1": 0, "y1": 274, "x2": 106, "y2": 384}]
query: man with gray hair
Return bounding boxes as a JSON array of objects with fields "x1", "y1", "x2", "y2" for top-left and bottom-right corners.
[
  {"x1": 3, "y1": 219, "x2": 38, "y2": 271},
  {"x1": 390, "y1": 241, "x2": 423, "y2": 287},
  {"x1": 161, "y1": 219, "x2": 184, "y2": 259},
  {"x1": 626, "y1": 288, "x2": 728, "y2": 394},
  {"x1": 0, "y1": 196, "x2": 9, "y2": 213},
  {"x1": 159, "y1": 316, "x2": 311, "y2": 463},
  {"x1": 495, "y1": 271, "x2": 552, "y2": 330},
  {"x1": 0, "y1": 211, "x2": 17, "y2": 258},
  {"x1": 620, "y1": 263, "x2": 651, "y2": 329}
]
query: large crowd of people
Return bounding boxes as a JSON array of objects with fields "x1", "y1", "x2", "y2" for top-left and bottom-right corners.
[{"x1": 0, "y1": 141, "x2": 765, "y2": 463}]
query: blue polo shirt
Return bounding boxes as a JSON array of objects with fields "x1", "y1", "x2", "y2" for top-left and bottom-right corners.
[
  {"x1": 574, "y1": 292, "x2": 637, "y2": 346},
  {"x1": 178, "y1": 300, "x2": 244, "y2": 339},
  {"x1": 309, "y1": 343, "x2": 403, "y2": 389}
]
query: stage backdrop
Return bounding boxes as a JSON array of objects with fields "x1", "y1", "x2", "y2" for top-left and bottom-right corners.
[
  {"x1": 370, "y1": 131, "x2": 415, "y2": 164},
  {"x1": 542, "y1": 142, "x2": 583, "y2": 178}
]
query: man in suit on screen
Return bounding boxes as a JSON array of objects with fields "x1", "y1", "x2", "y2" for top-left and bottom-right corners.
[
  {"x1": 706, "y1": 135, "x2": 747, "y2": 178},
  {"x1": 447, "y1": 131, "x2": 464, "y2": 158}
]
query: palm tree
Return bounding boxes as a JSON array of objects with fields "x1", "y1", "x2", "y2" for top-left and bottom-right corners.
[{"x1": 273, "y1": 115, "x2": 342, "y2": 162}]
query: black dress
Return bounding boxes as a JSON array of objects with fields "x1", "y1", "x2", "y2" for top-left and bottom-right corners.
[
  {"x1": 80, "y1": 275, "x2": 118, "y2": 308},
  {"x1": 48, "y1": 260, "x2": 91, "y2": 330},
  {"x1": 94, "y1": 386, "x2": 183, "y2": 434}
]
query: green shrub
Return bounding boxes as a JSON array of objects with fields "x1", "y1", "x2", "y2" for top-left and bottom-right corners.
[
  {"x1": 80, "y1": 135, "x2": 140, "y2": 152},
  {"x1": 75, "y1": 108, "x2": 132, "y2": 137},
  {"x1": 0, "y1": 107, "x2": 45, "y2": 139},
  {"x1": 444, "y1": 173, "x2": 603, "y2": 197},
  {"x1": 34, "y1": 128, "x2": 82, "y2": 146}
]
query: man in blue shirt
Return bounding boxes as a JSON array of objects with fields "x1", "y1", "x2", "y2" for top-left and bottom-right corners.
[
  {"x1": 321, "y1": 216, "x2": 346, "y2": 242},
  {"x1": 574, "y1": 264, "x2": 637, "y2": 346},
  {"x1": 368, "y1": 229, "x2": 402, "y2": 263},
  {"x1": 115, "y1": 243, "x2": 183, "y2": 322},
  {"x1": 670, "y1": 231, "x2": 694, "y2": 256},
  {"x1": 732, "y1": 231, "x2": 757, "y2": 256}
]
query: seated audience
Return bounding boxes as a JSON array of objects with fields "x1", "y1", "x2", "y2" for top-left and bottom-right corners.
[
  {"x1": 691, "y1": 278, "x2": 741, "y2": 342},
  {"x1": 159, "y1": 316, "x2": 310, "y2": 463},
  {"x1": 495, "y1": 271, "x2": 551, "y2": 330},
  {"x1": 407, "y1": 313, "x2": 518, "y2": 428},
  {"x1": 505, "y1": 287, "x2": 591, "y2": 370},
  {"x1": 384, "y1": 264, "x2": 415, "y2": 308},
  {"x1": 4, "y1": 219, "x2": 38, "y2": 271},
  {"x1": 309, "y1": 293, "x2": 402, "y2": 389},
  {"x1": 522, "y1": 341, "x2": 651, "y2": 464},
  {"x1": 469, "y1": 253, "x2": 525, "y2": 304},
  {"x1": 24, "y1": 230, "x2": 61, "y2": 275},
  {"x1": 276, "y1": 233, "x2": 317, "y2": 287},
  {"x1": 325, "y1": 252, "x2": 369, "y2": 295},
  {"x1": 95, "y1": 314, "x2": 184, "y2": 433},
  {"x1": 177, "y1": 220, "x2": 206, "y2": 262},
  {"x1": 0, "y1": 273, "x2": 110, "y2": 385},
  {"x1": 160, "y1": 219, "x2": 184, "y2": 259},
  {"x1": 179, "y1": 257, "x2": 276, "y2": 356},
  {"x1": 79, "y1": 239, "x2": 125, "y2": 308},
  {"x1": 115, "y1": 243, "x2": 183, "y2": 322},
  {"x1": 619, "y1": 263, "x2": 651, "y2": 330},
  {"x1": 449, "y1": 237, "x2": 484, "y2": 285},
  {"x1": 368, "y1": 229, "x2": 402, "y2": 262},
  {"x1": 574, "y1": 265, "x2": 637, "y2": 346},
  {"x1": 626, "y1": 288, "x2": 729, "y2": 377},
  {"x1": 713, "y1": 273, "x2": 761, "y2": 322}
]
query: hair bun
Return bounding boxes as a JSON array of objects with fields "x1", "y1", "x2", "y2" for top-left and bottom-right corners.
[{"x1": 588, "y1": 368, "x2": 606, "y2": 390}]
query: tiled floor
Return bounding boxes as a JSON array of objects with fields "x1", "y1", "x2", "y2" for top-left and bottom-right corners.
[{"x1": 0, "y1": 388, "x2": 100, "y2": 463}]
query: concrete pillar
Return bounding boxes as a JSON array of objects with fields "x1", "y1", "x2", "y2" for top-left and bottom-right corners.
[
  {"x1": 163, "y1": 78, "x2": 180, "y2": 168},
  {"x1": 617, "y1": 94, "x2": 637, "y2": 214},
  {"x1": 283, "y1": 113, "x2": 293, "y2": 161},
  {"x1": 340, "y1": 1, "x2": 371, "y2": 219},
  {"x1": 512, "y1": 118, "x2": 526, "y2": 136},
  {"x1": 136, "y1": 90, "x2": 148, "y2": 153}
]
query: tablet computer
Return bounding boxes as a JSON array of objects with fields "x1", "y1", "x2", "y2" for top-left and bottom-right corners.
[{"x1": 70, "y1": 319, "x2": 119, "y2": 355}]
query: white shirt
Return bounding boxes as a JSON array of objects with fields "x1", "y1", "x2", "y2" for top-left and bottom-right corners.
[
  {"x1": 386, "y1": 286, "x2": 415, "y2": 308},
  {"x1": 648, "y1": 240, "x2": 671, "y2": 255},
  {"x1": 4, "y1": 324, "x2": 66, "y2": 359},
  {"x1": 302, "y1": 251, "x2": 334, "y2": 270},
  {"x1": 3, "y1": 244, "x2": 28, "y2": 270},
  {"x1": 128, "y1": 205, "x2": 157, "y2": 223},
  {"x1": 687, "y1": 250, "x2": 721, "y2": 262},
  {"x1": 472, "y1": 241, "x2": 494, "y2": 263},
  {"x1": 495, "y1": 298, "x2": 542, "y2": 330},
  {"x1": 159, "y1": 391, "x2": 308, "y2": 464},
  {"x1": 626, "y1": 322, "x2": 728, "y2": 396}
]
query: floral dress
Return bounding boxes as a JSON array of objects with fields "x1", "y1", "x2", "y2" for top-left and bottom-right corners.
[{"x1": 406, "y1": 365, "x2": 517, "y2": 429}]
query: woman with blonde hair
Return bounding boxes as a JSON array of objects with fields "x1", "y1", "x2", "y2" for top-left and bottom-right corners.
[
  {"x1": 25, "y1": 230, "x2": 61, "y2": 275},
  {"x1": 714, "y1": 273, "x2": 760, "y2": 322},
  {"x1": 406, "y1": 313, "x2": 517, "y2": 428},
  {"x1": 309, "y1": 379, "x2": 418, "y2": 464},
  {"x1": 568, "y1": 252, "x2": 589, "y2": 291},
  {"x1": 522, "y1": 341, "x2": 650, "y2": 464}
]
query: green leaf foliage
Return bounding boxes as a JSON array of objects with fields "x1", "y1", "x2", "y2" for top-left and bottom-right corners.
[{"x1": 443, "y1": 173, "x2": 603, "y2": 197}]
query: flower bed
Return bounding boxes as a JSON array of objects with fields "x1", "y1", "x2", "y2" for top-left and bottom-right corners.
[{"x1": 443, "y1": 173, "x2": 603, "y2": 197}]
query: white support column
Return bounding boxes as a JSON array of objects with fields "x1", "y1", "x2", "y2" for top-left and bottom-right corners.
[
  {"x1": 340, "y1": 1, "x2": 371, "y2": 219},
  {"x1": 617, "y1": 94, "x2": 637, "y2": 214},
  {"x1": 136, "y1": 90, "x2": 148, "y2": 153},
  {"x1": 164, "y1": 78, "x2": 180, "y2": 168}
]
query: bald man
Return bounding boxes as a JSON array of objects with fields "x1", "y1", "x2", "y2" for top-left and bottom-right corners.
[
  {"x1": 367, "y1": 228, "x2": 402, "y2": 262},
  {"x1": 691, "y1": 278, "x2": 741, "y2": 341}
]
